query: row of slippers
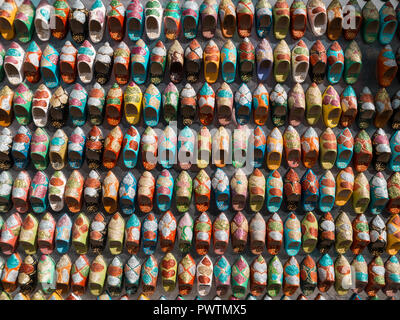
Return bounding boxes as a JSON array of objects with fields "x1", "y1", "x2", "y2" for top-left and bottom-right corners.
[
  {"x1": 2, "y1": 78, "x2": 400, "y2": 129},
  {"x1": 2, "y1": 37, "x2": 390, "y2": 88},
  {"x1": 0, "y1": 0, "x2": 399, "y2": 45},
  {"x1": 1, "y1": 250, "x2": 399, "y2": 300}
]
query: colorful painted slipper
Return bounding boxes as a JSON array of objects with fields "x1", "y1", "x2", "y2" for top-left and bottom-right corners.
[
  {"x1": 174, "y1": 171, "x2": 192, "y2": 213},
  {"x1": 68, "y1": 83, "x2": 87, "y2": 127},
  {"x1": 107, "y1": 0, "x2": 125, "y2": 41},
  {"x1": 106, "y1": 212, "x2": 125, "y2": 256},
  {"x1": 249, "y1": 212, "x2": 266, "y2": 254},
  {"x1": 378, "y1": 1, "x2": 397, "y2": 45},
  {"x1": 252, "y1": 84, "x2": 269, "y2": 126},
  {"x1": 390, "y1": 131, "x2": 400, "y2": 172},
  {"x1": 162, "y1": 82, "x2": 179, "y2": 123},
  {"x1": 59, "y1": 41, "x2": 77, "y2": 84},
  {"x1": 197, "y1": 255, "x2": 213, "y2": 296},
  {"x1": 307, "y1": 0, "x2": 327, "y2": 36},
  {"x1": 213, "y1": 212, "x2": 230, "y2": 254},
  {"x1": 299, "y1": 255, "x2": 317, "y2": 296},
  {"x1": 137, "y1": 170, "x2": 155, "y2": 213},
  {"x1": 353, "y1": 129, "x2": 372, "y2": 172},
  {"x1": 67, "y1": 127, "x2": 86, "y2": 169},
  {"x1": 203, "y1": 40, "x2": 220, "y2": 84},
  {"x1": 273, "y1": 40, "x2": 290, "y2": 83},
  {"x1": 84, "y1": 126, "x2": 103, "y2": 170},
  {"x1": 273, "y1": 0, "x2": 289, "y2": 40},
  {"x1": 88, "y1": 0, "x2": 106, "y2": 43},
  {"x1": 375, "y1": 88, "x2": 393, "y2": 129},
  {"x1": 178, "y1": 84, "x2": 195, "y2": 126},
  {"x1": 220, "y1": 40, "x2": 237, "y2": 84},
  {"x1": 196, "y1": 126, "x2": 211, "y2": 169},
  {"x1": 386, "y1": 213, "x2": 400, "y2": 255},
  {"x1": 178, "y1": 212, "x2": 194, "y2": 253},
  {"x1": 32, "y1": 84, "x2": 52, "y2": 128},
  {"x1": 372, "y1": 128, "x2": 391, "y2": 171},
  {"x1": 305, "y1": 83, "x2": 322, "y2": 126},
  {"x1": 112, "y1": 41, "x2": 130, "y2": 85},
  {"x1": 365, "y1": 256, "x2": 385, "y2": 297},
  {"x1": 94, "y1": 42, "x2": 113, "y2": 85},
  {"x1": 141, "y1": 126, "x2": 158, "y2": 171},
  {"x1": 317, "y1": 253, "x2": 334, "y2": 292},
  {"x1": 301, "y1": 169, "x2": 319, "y2": 211},
  {"x1": 288, "y1": 83, "x2": 305, "y2": 126},
  {"x1": 70, "y1": 254, "x2": 90, "y2": 295},
  {"x1": 83, "y1": 170, "x2": 101, "y2": 213},
  {"x1": 52, "y1": 0, "x2": 70, "y2": 40},
  {"x1": 255, "y1": 0, "x2": 272, "y2": 38},
  {"x1": 266, "y1": 170, "x2": 283, "y2": 213},
  {"x1": 125, "y1": 214, "x2": 141, "y2": 255},
  {"x1": 284, "y1": 213, "x2": 301, "y2": 256},
  {"x1": 122, "y1": 82, "x2": 141, "y2": 125},
  {"x1": 0, "y1": 87, "x2": 13, "y2": 127},
  {"x1": 212, "y1": 126, "x2": 230, "y2": 168},
  {"x1": 69, "y1": 0, "x2": 88, "y2": 44},
  {"x1": 266, "y1": 256, "x2": 283, "y2": 297},
  {"x1": 216, "y1": 82, "x2": 233, "y2": 126},
  {"x1": 353, "y1": 173, "x2": 370, "y2": 214},
  {"x1": 142, "y1": 84, "x2": 161, "y2": 127},
  {"x1": 14, "y1": 0, "x2": 35, "y2": 43},
  {"x1": 284, "y1": 169, "x2": 301, "y2": 211},
  {"x1": 335, "y1": 212, "x2": 352, "y2": 254},
  {"x1": 322, "y1": 85, "x2": 341, "y2": 128},
  {"x1": 351, "y1": 255, "x2": 368, "y2": 293},
  {"x1": 198, "y1": 82, "x2": 215, "y2": 126},
  {"x1": 34, "y1": 0, "x2": 51, "y2": 41},
  {"x1": 369, "y1": 172, "x2": 388, "y2": 216},
  {"x1": 4, "y1": 42, "x2": 25, "y2": 86},
  {"x1": 89, "y1": 212, "x2": 107, "y2": 252},
  {"x1": 105, "y1": 83, "x2": 123, "y2": 126},
  {"x1": 160, "y1": 252, "x2": 176, "y2": 292},
  {"x1": 255, "y1": 38, "x2": 273, "y2": 81},
  {"x1": 46, "y1": 87, "x2": 67, "y2": 129},
  {"x1": 49, "y1": 129, "x2": 67, "y2": 170},
  {"x1": 335, "y1": 128, "x2": 353, "y2": 169},
  {"x1": 0, "y1": 128, "x2": 12, "y2": 170},
  {"x1": 269, "y1": 84, "x2": 287, "y2": 126},
  {"x1": 167, "y1": 40, "x2": 184, "y2": 84},
  {"x1": 252, "y1": 126, "x2": 266, "y2": 168},
  {"x1": 231, "y1": 212, "x2": 248, "y2": 253},
  {"x1": 344, "y1": 41, "x2": 362, "y2": 85},
  {"x1": 18, "y1": 254, "x2": 38, "y2": 295},
  {"x1": 231, "y1": 256, "x2": 250, "y2": 298},
  {"x1": 265, "y1": 213, "x2": 283, "y2": 256},
  {"x1": 236, "y1": 0, "x2": 254, "y2": 38},
  {"x1": 29, "y1": 171, "x2": 49, "y2": 214},
  {"x1": 0, "y1": 0, "x2": 17, "y2": 40},
  {"x1": 126, "y1": 0, "x2": 144, "y2": 41},
  {"x1": 249, "y1": 168, "x2": 265, "y2": 212},
  {"x1": 86, "y1": 84, "x2": 105, "y2": 125},
  {"x1": 143, "y1": 1, "x2": 163, "y2": 40},
  {"x1": 181, "y1": 0, "x2": 199, "y2": 39},
  {"x1": 140, "y1": 255, "x2": 159, "y2": 297},
  {"x1": 77, "y1": 40, "x2": 95, "y2": 84},
  {"x1": 334, "y1": 255, "x2": 352, "y2": 296},
  {"x1": 121, "y1": 126, "x2": 140, "y2": 169},
  {"x1": 326, "y1": 41, "x2": 344, "y2": 84},
  {"x1": 376, "y1": 45, "x2": 397, "y2": 88},
  {"x1": 230, "y1": 169, "x2": 247, "y2": 212},
  {"x1": 159, "y1": 125, "x2": 177, "y2": 169},
  {"x1": 301, "y1": 127, "x2": 319, "y2": 169},
  {"x1": 283, "y1": 257, "x2": 300, "y2": 297},
  {"x1": 184, "y1": 40, "x2": 202, "y2": 84},
  {"x1": 339, "y1": 85, "x2": 357, "y2": 127},
  {"x1": 388, "y1": 173, "x2": 400, "y2": 215},
  {"x1": 342, "y1": 0, "x2": 361, "y2": 40},
  {"x1": 103, "y1": 126, "x2": 123, "y2": 169},
  {"x1": 200, "y1": 0, "x2": 218, "y2": 38},
  {"x1": 37, "y1": 212, "x2": 56, "y2": 254},
  {"x1": 383, "y1": 256, "x2": 400, "y2": 297},
  {"x1": 23, "y1": 41, "x2": 41, "y2": 84},
  {"x1": 319, "y1": 127, "x2": 336, "y2": 170},
  {"x1": 283, "y1": 125, "x2": 301, "y2": 168},
  {"x1": 362, "y1": 1, "x2": 379, "y2": 44},
  {"x1": 266, "y1": 127, "x2": 282, "y2": 170},
  {"x1": 290, "y1": 0, "x2": 307, "y2": 39},
  {"x1": 318, "y1": 170, "x2": 335, "y2": 213},
  {"x1": 317, "y1": 212, "x2": 335, "y2": 253},
  {"x1": 356, "y1": 87, "x2": 375, "y2": 129},
  {"x1": 65, "y1": 170, "x2": 84, "y2": 213},
  {"x1": 309, "y1": 40, "x2": 326, "y2": 84},
  {"x1": 219, "y1": 0, "x2": 236, "y2": 38},
  {"x1": 326, "y1": 0, "x2": 342, "y2": 41},
  {"x1": 0, "y1": 171, "x2": 12, "y2": 213},
  {"x1": 163, "y1": 0, "x2": 180, "y2": 40},
  {"x1": 130, "y1": 39, "x2": 149, "y2": 85},
  {"x1": 239, "y1": 39, "x2": 256, "y2": 82},
  {"x1": 335, "y1": 167, "x2": 354, "y2": 206},
  {"x1": 11, "y1": 126, "x2": 31, "y2": 169},
  {"x1": 30, "y1": 127, "x2": 49, "y2": 170},
  {"x1": 11, "y1": 171, "x2": 30, "y2": 214},
  {"x1": 194, "y1": 211, "x2": 212, "y2": 255},
  {"x1": 193, "y1": 169, "x2": 211, "y2": 213},
  {"x1": 178, "y1": 126, "x2": 196, "y2": 170},
  {"x1": 55, "y1": 215, "x2": 72, "y2": 255},
  {"x1": 291, "y1": 40, "x2": 309, "y2": 83},
  {"x1": 350, "y1": 213, "x2": 370, "y2": 255}
]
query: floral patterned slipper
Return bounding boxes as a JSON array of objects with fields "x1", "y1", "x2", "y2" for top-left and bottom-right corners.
[
  {"x1": 77, "y1": 40, "x2": 96, "y2": 84},
  {"x1": 113, "y1": 41, "x2": 130, "y2": 85},
  {"x1": 30, "y1": 127, "x2": 49, "y2": 170},
  {"x1": 84, "y1": 170, "x2": 101, "y2": 213},
  {"x1": 290, "y1": 0, "x2": 306, "y2": 40},
  {"x1": 52, "y1": 0, "x2": 70, "y2": 40},
  {"x1": 11, "y1": 126, "x2": 31, "y2": 169},
  {"x1": 194, "y1": 127, "x2": 210, "y2": 170},
  {"x1": 159, "y1": 125, "x2": 177, "y2": 169},
  {"x1": 266, "y1": 127, "x2": 283, "y2": 170},
  {"x1": 249, "y1": 212, "x2": 266, "y2": 254},
  {"x1": 69, "y1": 83, "x2": 88, "y2": 127},
  {"x1": 377, "y1": 45, "x2": 397, "y2": 88},
  {"x1": 103, "y1": 125, "x2": 123, "y2": 169},
  {"x1": 342, "y1": 0, "x2": 361, "y2": 40},
  {"x1": 0, "y1": 0, "x2": 17, "y2": 40},
  {"x1": 283, "y1": 169, "x2": 301, "y2": 211},
  {"x1": 283, "y1": 257, "x2": 300, "y2": 297},
  {"x1": 143, "y1": 83, "x2": 161, "y2": 127},
  {"x1": 255, "y1": 0, "x2": 272, "y2": 38},
  {"x1": 29, "y1": 171, "x2": 48, "y2": 213},
  {"x1": 14, "y1": 0, "x2": 35, "y2": 43},
  {"x1": 309, "y1": 40, "x2": 326, "y2": 83},
  {"x1": 177, "y1": 212, "x2": 194, "y2": 253},
  {"x1": 125, "y1": 215, "x2": 140, "y2": 254},
  {"x1": 194, "y1": 211, "x2": 212, "y2": 255},
  {"x1": 94, "y1": 42, "x2": 113, "y2": 85},
  {"x1": 353, "y1": 129, "x2": 372, "y2": 172},
  {"x1": 180, "y1": 83, "x2": 196, "y2": 125},
  {"x1": 141, "y1": 126, "x2": 158, "y2": 170},
  {"x1": 305, "y1": 83, "x2": 322, "y2": 125},
  {"x1": 194, "y1": 169, "x2": 210, "y2": 212},
  {"x1": 249, "y1": 168, "x2": 265, "y2": 212},
  {"x1": 32, "y1": 84, "x2": 51, "y2": 128},
  {"x1": 4, "y1": 42, "x2": 25, "y2": 86},
  {"x1": 326, "y1": 0, "x2": 342, "y2": 41},
  {"x1": 0, "y1": 87, "x2": 13, "y2": 127},
  {"x1": 273, "y1": 39, "x2": 290, "y2": 83},
  {"x1": 283, "y1": 125, "x2": 301, "y2": 168},
  {"x1": 204, "y1": 40, "x2": 220, "y2": 84},
  {"x1": 137, "y1": 170, "x2": 155, "y2": 213},
  {"x1": 362, "y1": 1, "x2": 379, "y2": 44},
  {"x1": 334, "y1": 255, "x2": 352, "y2": 296},
  {"x1": 266, "y1": 170, "x2": 283, "y2": 213},
  {"x1": 65, "y1": 170, "x2": 84, "y2": 213},
  {"x1": 69, "y1": 0, "x2": 88, "y2": 43},
  {"x1": 144, "y1": 0, "x2": 163, "y2": 40},
  {"x1": 351, "y1": 255, "x2": 368, "y2": 293},
  {"x1": 178, "y1": 254, "x2": 196, "y2": 295},
  {"x1": 198, "y1": 82, "x2": 215, "y2": 126},
  {"x1": 162, "y1": 82, "x2": 179, "y2": 123},
  {"x1": 288, "y1": 83, "x2": 305, "y2": 126},
  {"x1": 105, "y1": 83, "x2": 123, "y2": 126},
  {"x1": 231, "y1": 212, "x2": 248, "y2": 253},
  {"x1": 273, "y1": 0, "x2": 289, "y2": 40},
  {"x1": 335, "y1": 167, "x2": 354, "y2": 206},
  {"x1": 378, "y1": 1, "x2": 397, "y2": 45},
  {"x1": 87, "y1": 83, "x2": 105, "y2": 126},
  {"x1": 213, "y1": 212, "x2": 230, "y2": 254},
  {"x1": 38, "y1": 212, "x2": 56, "y2": 254},
  {"x1": 107, "y1": 0, "x2": 125, "y2": 41},
  {"x1": 220, "y1": 40, "x2": 236, "y2": 84},
  {"x1": 59, "y1": 41, "x2": 77, "y2": 84},
  {"x1": 270, "y1": 84, "x2": 287, "y2": 127},
  {"x1": 175, "y1": 171, "x2": 193, "y2": 213},
  {"x1": 141, "y1": 255, "x2": 158, "y2": 297},
  {"x1": 200, "y1": 0, "x2": 218, "y2": 38},
  {"x1": 89, "y1": 0, "x2": 106, "y2": 43},
  {"x1": 107, "y1": 212, "x2": 125, "y2": 255},
  {"x1": 237, "y1": 0, "x2": 254, "y2": 38},
  {"x1": 322, "y1": 85, "x2": 341, "y2": 128},
  {"x1": 49, "y1": 129, "x2": 67, "y2": 170},
  {"x1": 369, "y1": 172, "x2": 389, "y2": 215},
  {"x1": 131, "y1": 39, "x2": 149, "y2": 85},
  {"x1": 182, "y1": 0, "x2": 199, "y2": 39},
  {"x1": 265, "y1": 213, "x2": 283, "y2": 256},
  {"x1": 266, "y1": 256, "x2": 283, "y2": 297},
  {"x1": 252, "y1": 83, "x2": 269, "y2": 125},
  {"x1": 55, "y1": 254, "x2": 72, "y2": 295},
  {"x1": 197, "y1": 255, "x2": 213, "y2": 296},
  {"x1": 102, "y1": 171, "x2": 119, "y2": 214},
  {"x1": 372, "y1": 128, "x2": 391, "y2": 171},
  {"x1": 301, "y1": 127, "x2": 319, "y2": 168},
  {"x1": 160, "y1": 253, "x2": 176, "y2": 292},
  {"x1": 284, "y1": 213, "x2": 301, "y2": 256},
  {"x1": 300, "y1": 255, "x2": 317, "y2": 296},
  {"x1": 319, "y1": 127, "x2": 336, "y2": 169},
  {"x1": 336, "y1": 128, "x2": 353, "y2": 169},
  {"x1": 231, "y1": 256, "x2": 250, "y2": 298},
  {"x1": 291, "y1": 40, "x2": 309, "y2": 83},
  {"x1": 301, "y1": 169, "x2": 319, "y2": 211},
  {"x1": 344, "y1": 41, "x2": 362, "y2": 85},
  {"x1": 352, "y1": 173, "x2": 370, "y2": 214},
  {"x1": 318, "y1": 170, "x2": 335, "y2": 213},
  {"x1": 68, "y1": 127, "x2": 86, "y2": 169},
  {"x1": 326, "y1": 41, "x2": 344, "y2": 84}
]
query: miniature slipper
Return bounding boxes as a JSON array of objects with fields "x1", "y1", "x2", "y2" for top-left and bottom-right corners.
[
  {"x1": 11, "y1": 126, "x2": 31, "y2": 169},
  {"x1": 335, "y1": 167, "x2": 354, "y2": 206},
  {"x1": 23, "y1": 41, "x2": 41, "y2": 84},
  {"x1": 164, "y1": 0, "x2": 181, "y2": 40},
  {"x1": 252, "y1": 125, "x2": 266, "y2": 168},
  {"x1": 167, "y1": 40, "x2": 184, "y2": 84},
  {"x1": 83, "y1": 170, "x2": 101, "y2": 213},
  {"x1": 237, "y1": 0, "x2": 254, "y2": 38},
  {"x1": 284, "y1": 169, "x2": 301, "y2": 211},
  {"x1": 88, "y1": 254, "x2": 107, "y2": 296},
  {"x1": 386, "y1": 213, "x2": 400, "y2": 255},
  {"x1": 182, "y1": 0, "x2": 199, "y2": 39},
  {"x1": 309, "y1": 40, "x2": 326, "y2": 83},
  {"x1": 105, "y1": 83, "x2": 123, "y2": 126},
  {"x1": 197, "y1": 255, "x2": 213, "y2": 296},
  {"x1": 49, "y1": 129, "x2": 68, "y2": 170},
  {"x1": 283, "y1": 125, "x2": 301, "y2": 168},
  {"x1": 252, "y1": 83, "x2": 269, "y2": 125},
  {"x1": 0, "y1": 87, "x2": 13, "y2": 127},
  {"x1": 273, "y1": 0, "x2": 289, "y2": 40},
  {"x1": 326, "y1": 41, "x2": 344, "y2": 84},
  {"x1": 159, "y1": 125, "x2": 177, "y2": 169},
  {"x1": 266, "y1": 170, "x2": 283, "y2": 213},
  {"x1": 124, "y1": 81, "x2": 142, "y2": 125},
  {"x1": 300, "y1": 255, "x2": 317, "y2": 296},
  {"x1": 390, "y1": 130, "x2": 400, "y2": 172},
  {"x1": 12, "y1": 171, "x2": 30, "y2": 214},
  {"x1": 0, "y1": 0, "x2": 17, "y2": 40},
  {"x1": 30, "y1": 127, "x2": 49, "y2": 170},
  {"x1": 48, "y1": 171, "x2": 66, "y2": 213},
  {"x1": 77, "y1": 40, "x2": 96, "y2": 84},
  {"x1": 318, "y1": 212, "x2": 335, "y2": 253},
  {"x1": 102, "y1": 171, "x2": 119, "y2": 214},
  {"x1": 59, "y1": 41, "x2": 77, "y2": 84},
  {"x1": 48, "y1": 86, "x2": 68, "y2": 129},
  {"x1": 319, "y1": 127, "x2": 336, "y2": 169},
  {"x1": 306, "y1": 0, "x2": 326, "y2": 36},
  {"x1": 159, "y1": 211, "x2": 177, "y2": 252},
  {"x1": 38, "y1": 212, "x2": 56, "y2": 254},
  {"x1": 353, "y1": 129, "x2": 372, "y2": 172},
  {"x1": 270, "y1": 84, "x2": 287, "y2": 126},
  {"x1": 194, "y1": 212, "x2": 212, "y2": 255},
  {"x1": 377, "y1": 45, "x2": 397, "y2": 88},
  {"x1": 14, "y1": 0, "x2": 35, "y2": 43},
  {"x1": 137, "y1": 170, "x2": 155, "y2": 213},
  {"x1": 365, "y1": 256, "x2": 385, "y2": 297},
  {"x1": 291, "y1": 40, "x2": 309, "y2": 83},
  {"x1": 301, "y1": 127, "x2": 319, "y2": 168},
  {"x1": 219, "y1": 0, "x2": 236, "y2": 38},
  {"x1": 87, "y1": 83, "x2": 106, "y2": 126},
  {"x1": 141, "y1": 126, "x2": 158, "y2": 170},
  {"x1": 126, "y1": 0, "x2": 144, "y2": 41},
  {"x1": 204, "y1": 40, "x2": 220, "y2": 84},
  {"x1": 145, "y1": 0, "x2": 162, "y2": 40},
  {"x1": 52, "y1": 0, "x2": 70, "y2": 40},
  {"x1": 231, "y1": 256, "x2": 250, "y2": 298},
  {"x1": 221, "y1": 40, "x2": 237, "y2": 84},
  {"x1": 305, "y1": 82, "x2": 322, "y2": 125},
  {"x1": 383, "y1": 256, "x2": 400, "y2": 297},
  {"x1": 18, "y1": 255, "x2": 38, "y2": 294},
  {"x1": 369, "y1": 172, "x2": 389, "y2": 215},
  {"x1": 156, "y1": 169, "x2": 174, "y2": 212},
  {"x1": 392, "y1": 90, "x2": 400, "y2": 129},
  {"x1": 342, "y1": 0, "x2": 361, "y2": 40},
  {"x1": 284, "y1": 213, "x2": 301, "y2": 256},
  {"x1": 326, "y1": 0, "x2": 342, "y2": 41},
  {"x1": 162, "y1": 82, "x2": 179, "y2": 123},
  {"x1": 249, "y1": 168, "x2": 265, "y2": 212},
  {"x1": 255, "y1": 0, "x2": 272, "y2": 38},
  {"x1": 318, "y1": 170, "x2": 335, "y2": 213},
  {"x1": 178, "y1": 212, "x2": 194, "y2": 253},
  {"x1": 142, "y1": 83, "x2": 161, "y2": 127},
  {"x1": 212, "y1": 127, "x2": 230, "y2": 168},
  {"x1": 372, "y1": 128, "x2": 391, "y2": 171},
  {"x1": 388, "y1": 173, "x2": 400, "y2": 215},
  {"x1": 362, "y1": 1, "x2": 379, "y2": 44},
  {"x1": 32, "y1": 84, "x2": 51, "y2": 128},
  {"x1": 185, "y1": 39, "x2": 202, "y2": 83},
  {"x1": 69, "y1": 83, "x2": 88, "y2": 127},
  {"x1": 213, "y1": 212, "x2": 230, "y2": 254},
  {"x1": 71, "y1": 255, "x2": 90, "y2": 296},
  {"x1": 178, "y1": 126, "x2": 195, "y2": 170},
  {"x1": 231, "y1": 212, "x2": 248, "y2": 253},
  {"x1": 235, "y1": 83, "x2": 252, "y2": 125},
  {"x1": 273, "y1": 39, "x2": 290, "y2": 83},
  {"x1": 266, "y1": 127, "x2": 283, "y2": 170},
  {"x1": 107, "y1": 212, "x2": 125, "y2": 255},
  {"x1": 113, "y1": 41, "x2": 130, "y2": 85},
  {"x1": 356, "y1": 87, "x2": 375, "y2": 129},
  {"x1": 68, "y1": 127, "x2": 86, "y2": 169},
  {"x1": 103, "y1": 126, "x2": 123, "y2": 169},
  {"x1": 230, "y1": 169, "x2": 248, "y2": 212},
  {"x1": 200, "y1": 0, "x2": 218, "y2": 38},
  {"x1": 301, "y1": 169, "x2": 319, "y2": 211},
  {"x1": 125, "y1": 215, "x2": 141, "y2": 254},
  {"x1": 374, "y1": 87, "x2": 393, "y2": 128},
  {"x1": 238, "y1": 37, "x2": 255, "y2": 82},
  {"x1": 322, "y1": 85, "x2": 341, "y2": 128},
  {"x1": 288, "y1": 83, "x2": 305, "y2": 126},
  {"x1": 283, "y1": 257, "x2": 300, "y2": 297},
  {"x1": 266, "y1": 256, "x2": 283, "y2": 297},
  {"x1": 353, "y1": 173, "x2": 370, "y2": 214},
  {"x1": 0, "y1": 171, "x2": 12, "y2": 213},
  {"x1": 250, "y1": 212, "x2": 266, "y2": 254},
  {"x1": 198, "y1": 82, "x2": 215, "y2": 126},
  {"x1": 69, "y1": 0, "x2": 88, "y2": 44},
  {"x1": 107, "y1": 0, "x2": 125, "y2": 41},
  {"x1": 89, "y1": 0, "x2": 106, "y2": 43},
  {"x1": 340, "y1": 85, "x2": 357, "y2": 127},
  {"x1": 350, "y1": 214, "x2": 370, "y2": 254},
  {"x1": 65, "y1": 170, "x2": 84, "y2": 213},
  {"x1": 351, "y1": 255, "x2": 368, "y2": 293},
  {"x1": 94, "y1": 42, "x2": 113, "y2": 85},
  {"x1": 197, "y1": 126, "x2": 211, "y2": 169},
  {"x1": 290, "y1": 0, "x2": 306, "y2": 39},
  {"x1": 141, "y1": 255, "x2": 158, "y2": 296},
  {"x1": 4, "y1": 42, "x2": 25, "y2": 86},
  {"x1": 89, "y1": 212, "x2": 107, "y2": 252},
  {"x1": 131, "y1": 39, "x2": 149, "y2": 85},
  {"x1": 86, "y1": 126, "x2": 103, "y2": 169},
  {"x1": 216, "y1": 82, "x2": 233, "y2": 125},
  {"x1": 265, "y1": 213, "x2": 283, "y2": 256},
  {"x1": 175, "y1": 171, "x2": 192, "y2": 213},
  {"x1": 0, "y1": 128, "x2": 12, "y2": 170},
  {"x1": 336, "y1": 128, "x2": 353, "y2": 169},
  {"x1": 378, "y1": 1, "x2": 397, "y2": 45},
  {"x1": 317, "y1": 254, "x2": 334, "y2": 292},
  {"x1": 29, "y1": 171, "x2": 48, "y2": 214},
  {"x1": 177, "y1": 254, "x2": 196, "y2": 295},
  {"x1": 334, "y1": 255, "x2": 352, "y2": 296},
  {"x1": 122, "y1": 126, "x2": 140, "y2": 169},
  {"x1": 256, "y1": 38, "x2": 273, "y2": 81},
  {"x1": 344, "y1": 41, "x2": 362, "y2": 85},
  {"x1": 34, "y1": 0, "x2": 51, "y2": 41}
]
